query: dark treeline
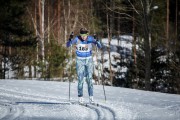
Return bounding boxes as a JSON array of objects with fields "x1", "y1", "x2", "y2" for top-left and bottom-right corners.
[{"x1": 0, "y1": 0, "x2": 180, "y2": 94}]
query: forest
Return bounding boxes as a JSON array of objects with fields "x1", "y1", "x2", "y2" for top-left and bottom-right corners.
[{"x1": 0, "y1": 0, "x2": 180, "y2": 94}]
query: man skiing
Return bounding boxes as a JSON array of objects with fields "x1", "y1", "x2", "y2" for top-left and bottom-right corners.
[{"x1": 66, "y1": 28, "x2": 102, "y2": 104}]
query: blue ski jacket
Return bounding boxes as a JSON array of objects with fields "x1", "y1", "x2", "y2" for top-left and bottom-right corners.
[{"x1": 66, "y1": 35, "x2": 102, "y2": 59}]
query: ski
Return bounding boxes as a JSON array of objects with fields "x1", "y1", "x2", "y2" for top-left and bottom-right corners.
[
  {"x1": 87, "y1": 102, "x2": 99, "y2": 107},
  {"x1": 70, "y1": 101, "x2": 99, "y2": 107},
  {"x1": 70, "y1": 101, "x2": 87, "y2": 106},
  {"x1": 79, "y1": 103, "x2": 88, "y2": 107}
]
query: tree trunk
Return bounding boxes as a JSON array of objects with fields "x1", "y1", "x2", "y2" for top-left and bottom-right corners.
[
  {"x1": 132, "y1": 10, "x2": 138, "y2": 87},
  {"x1": 47, "y1": 0, "x2": 50, "y2": 44},
  {"x1": 38, "y1": 0, "x2": 42, "y2": 37},
  {"x1": 166, "y1": 0, "x2": 169, "y2": 46},
  {"x1": 110, "y1": 0, "x2": 114, "y2": 37},
  {"x1": 142, "y1": 0, "x2": 151, "y2": 90},
  {"x1": 0, "y1": 46, "x2": 3, "y2": 79},
  {"x1": 63, "y1": 0, "x2": 67, "y2": 43},
  {"x1": 34, "y1": 0, "x2": 38, "y2": 78},
  {"x1": 29, "y1": 65, "x2": 32, "y2": 79},
  {"x1": 58, "y1": 0, "x2": 61, "y2": 44},
  {"x1": 39, "y1": 0, "x2": 45, "y2": 79},
  {"x1": 41, "y1": 0, "x2": 45, "y2": 63},
  {"x1": 107, "y1": 7, "x2": 112, "y2": 86},
  {"x1": 117, "y1": 13, "x2": 121, "y2": 45},
  {"x1": 175, "y1": 0, "x2": 177, "y2": 47}
]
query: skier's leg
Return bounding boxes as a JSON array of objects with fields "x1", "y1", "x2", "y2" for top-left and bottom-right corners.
[
  {"x1": 85, "y1": 58, "x2": 94, "y2": 97},
  {"x1": 76, "y1": 58, "x2": 85, "y2": 97}
]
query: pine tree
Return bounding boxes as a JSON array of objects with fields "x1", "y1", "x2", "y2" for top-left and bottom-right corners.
[{"x1": 0, "y1": 0, "x2": 36, "y2": 79}]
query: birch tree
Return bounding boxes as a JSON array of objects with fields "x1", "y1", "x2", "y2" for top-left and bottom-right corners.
[{"x1": 41, "y1": 0, "x2": 45, "y2": 63}]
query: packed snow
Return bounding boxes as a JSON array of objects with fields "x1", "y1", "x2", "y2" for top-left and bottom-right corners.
[{"x1": 0, "y1": 80, "x2": 180, "y2": 120}]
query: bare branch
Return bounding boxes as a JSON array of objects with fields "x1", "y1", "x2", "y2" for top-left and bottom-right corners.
[
  {"x1": 26, "y1": 7, "x2": 40, "y2": 37},
  {"x1": 127, "y1": 0, "x2": 140, "y2": 15}
]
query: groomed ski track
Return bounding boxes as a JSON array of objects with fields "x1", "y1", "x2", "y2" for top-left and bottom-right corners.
[
  {"x1": 0, "y1": 80, "x2": 180, "y2": 120},
  {"x1": 0, "y1": 88, "x2": 117, "y2": 120}
]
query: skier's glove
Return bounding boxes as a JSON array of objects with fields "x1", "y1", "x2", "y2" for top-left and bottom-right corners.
[
  {"x1": 93, "y1": 34, "x2": 97, "y2": 40},
  {"x1": 94, "y1": 34, "x2": 99, "y2": 43},
  {"x1": 69, "y1": 32, "x2": 74, "y2": 41}
]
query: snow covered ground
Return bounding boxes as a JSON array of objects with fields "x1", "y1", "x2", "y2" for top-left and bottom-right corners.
[{"x1": 0, "y1": 80, "x2": 180, "y2": 120}]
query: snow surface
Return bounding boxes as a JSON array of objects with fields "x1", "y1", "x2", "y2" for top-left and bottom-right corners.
[{"x1": 0, "y1": 80, "x2": 180, "y2": 120}]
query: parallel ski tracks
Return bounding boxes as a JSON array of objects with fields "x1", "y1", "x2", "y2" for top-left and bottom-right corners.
[
  {"x1": 0, "y1": 102, "x2": 24, "y2": 120},
  {"x1": 70, "y1": 102, "x2": 118, "y2": 120},
  {"x1": 88, "y1": 103, "x2": 118, "y2": 120},
  {"x1": 0, "y1": 88, "x2": 66, "y2": 102},
  {"x1": 0, "y1": 88, "x2": 118, "y2": 120}
]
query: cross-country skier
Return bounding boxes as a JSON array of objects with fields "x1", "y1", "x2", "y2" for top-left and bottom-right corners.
[{"x1": 66, "y1": 28, "x2": 102, "y2": 104}]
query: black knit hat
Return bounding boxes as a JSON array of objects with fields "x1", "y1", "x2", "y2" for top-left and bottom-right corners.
[{"x1": 80, "y1": 28, "x2": 88, "y2": 35}]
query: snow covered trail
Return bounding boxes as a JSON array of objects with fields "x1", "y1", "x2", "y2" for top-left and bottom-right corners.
[{"x1": 0, "y1": 80, "x2": 180, "y2": 120}]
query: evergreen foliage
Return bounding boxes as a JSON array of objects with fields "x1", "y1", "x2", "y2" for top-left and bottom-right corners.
[
  {"x1": 0, "y1": 0, "x2": 37, "y2": 79},
  {"x1": 45, "y1": 40, "x2": 69, "y2": 78}
]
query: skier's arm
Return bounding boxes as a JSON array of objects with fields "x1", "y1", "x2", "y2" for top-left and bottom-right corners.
[
  {"x1": 96, "y1": 40, "x2": 102, "y2": 49},
  {"x1": 66, "y1": 35, "x2": 78, "y2": 47},
  {"x1": 66, "y1": 39, "x2": 73, "y2": 47},
  {"x1": 93, "y1": 34, "x2": 102, "y2": 49}
]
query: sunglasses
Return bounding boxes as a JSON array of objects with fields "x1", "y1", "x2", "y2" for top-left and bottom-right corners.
[{"x1": 80, "y1": 33, "x2": 88, "y2": 37}]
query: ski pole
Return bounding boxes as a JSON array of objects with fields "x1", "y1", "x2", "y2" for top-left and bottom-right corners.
[
  {"x1": 96, "y1": 38, "x2": 106, "y2": 102},
  {"x1": 69, "y1": 44, "x2": 72, "y2": 101},
  {"x1": 69, "y1": 32, "x2": 74, "y2": 101},
  {"x1": 99, "y1": 47, "x2": 107, "y2": 102}
]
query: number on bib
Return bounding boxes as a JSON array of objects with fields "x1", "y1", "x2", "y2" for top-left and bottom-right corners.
[{"x1": 77, "y1": 44, "x2": 89, "y2": 52}]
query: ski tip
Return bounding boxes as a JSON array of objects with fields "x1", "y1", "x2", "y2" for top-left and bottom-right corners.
[{"x1": 90, "y1": 103, "x2": 99, "y2": 106}]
